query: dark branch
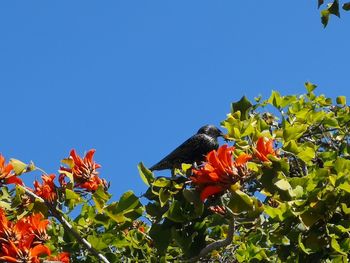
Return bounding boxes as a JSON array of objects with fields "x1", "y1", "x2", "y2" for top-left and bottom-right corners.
[{"x1": 187, "y1": 217, "x2": 235, "y2": 262}]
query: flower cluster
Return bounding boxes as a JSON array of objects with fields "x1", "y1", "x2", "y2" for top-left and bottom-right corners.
[
  {"x1": 191, "y1": 137, "x2": 278, "y2": 201},
  {"x1": 48, "y1": 252, "x2": 70, "y2": 263},
  {"x1": 60, "y1": 149, "x2": 107, "y2": 192},
  {"x1": 33, "y1": 174, "x2": 57, "y2": 203},
  {"x1": 0, "y1": 154, "x2": 23, "y2": 186},
  {"x1": 191, "y1": 145, "x2": 252, "y2": 201},
  {"x1": 0, "y1": 209, "x2": 51, "y2": 263},
  {"x1": 254, "y1": 137, "x2": 277, "y2": 162}
]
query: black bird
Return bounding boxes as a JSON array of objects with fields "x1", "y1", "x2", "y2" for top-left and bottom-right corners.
[{"x1": 150, "y1": 125, "x2": 224, "y2": 171}]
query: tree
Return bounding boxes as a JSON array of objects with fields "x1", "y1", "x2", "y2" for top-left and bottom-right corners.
[{"x1": 0, "y1": 85, "x2": 349, "y2": 262}]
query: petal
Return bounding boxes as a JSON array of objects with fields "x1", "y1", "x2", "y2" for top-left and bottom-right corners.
[
  {"x1": 70, "y1": 149, "x2": 82, "y2": 165},
  {"x1": 235, "y1": 153, "x2": 252, "y2": 166},
  {"x1": 30, "y1": 244, "x2": 51, "y2": 257},
  {"x1": 84, "y1": 149, "x2": 96, "y2": 162},
  {"x1": 256, "y1": 137, "x2": 266, "y2": 154},
  {"x1": 0, "y1": 256, "x2": 19, "y2": 263},
  {"x1": 6, "y1": 176, "x2": 23, "y2": 185},
  {"x1": 200, "y1": 185, "x2": 225, "y2": 201},
  {"x1": 0, "y1": 154, "x2": 5, "y2": 167},
  {"x1": 3, "y1": 164, "x2": 13, "y2": 175},
  {"x1": 266, "y1": 139, "x2": 275, "y2": 155},
  {"x1": 207, "y1": 150, "x2": 226, "y2": 175}
]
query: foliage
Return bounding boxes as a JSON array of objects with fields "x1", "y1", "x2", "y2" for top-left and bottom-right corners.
[
  {"x1": 318, "y1": 0, "x2": 350, "y2": 27},
  {"x1": 0, "y1": 85, "x2": 350, "y2": 262}
]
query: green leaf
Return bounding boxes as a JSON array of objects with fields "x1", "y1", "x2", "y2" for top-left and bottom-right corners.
[
  {"x1": 336, "y1": 96, "x2": 347, "y2": 105},
  {"x1": 328, "y1": 0, "x2": 340, "y2": 17},
  {"x1": 264, "y1": 203, "x2": 293, "y2": 221},
  {"x1": 10, "y1": 159, "x2": 30, "y2": 175},
  {"x1": 183, "y1": 189, "x2": 204, "y2": 216},
  {"x1": 87, "y1": 235, "x2": 109, "y2": 250},
  {"x1": 138, "y1": 162, "x2": 154, "y2": 186},
  {"x1": 339, "y1": 182, "x2": 350, "y2": 193},
  {"x1": 152, "y1": 177, "x2": 171, "y2": 188},
  {"x1": 298, "y1": 234, "x2": 312, "y2": 254},
  {"x1": 321, "y1": 9, "x2": 330, "y2": 27},
  {"x1": 105, "y1": 191, "x2": 142, "y2": 223},
  {"x1": 274, "y1": 179, "x2": 291, "y2": 191},
  {"x1": 283, "y1": 124, "x2": 308, "y2": 142},
  {"x1": 65, "y1": 189, "x2": 83, "y2": 209},
  {"x1": 149, "y1": 223, "x2": 172, "y2": 254},
  {"x1": 159, "y1": 188, "x2": 170, "y2": 207},
  {"x1": 341, "y1": 203, "x2": 350, "y2": 214},
  {"x1": 334, "y1": 158, "x2": 350, "y2": 174},
  {"x1": 92, "y1": 186, "x2": 111, "y2": 213},
  {"x1": 231, "y1": 96, "x2": 252, "y2": 120},
  {"x1": 164, "y1": 200, "x2": 186, "y2": 223},
  {"x1": 268, "y1": 90, "x2": 283, "y2": 109},
  {"x1": 305, "y1": 82, "x2": 317, "y2": 93},
  {"x1": 331, "y1": 238, "x2": 347, "y2": 255},
  {"x1": 115, "y1": 191, "x2": 141, "y2": 214},
  {"x1": 227, "y1": 190, "x2": 254, "y2": 214},
  {"x1": 343, "y1": 2, "x2": 350, "y2": 11},
  {"x1": 297, "y1": 146, "x2": 315, "y2": 163},
  {"x1": 283, "y1": 140, "x2": 300, "y2": 154},
  {"x1": 299, "y1": 210, "x2": 322, "y2": 228}
]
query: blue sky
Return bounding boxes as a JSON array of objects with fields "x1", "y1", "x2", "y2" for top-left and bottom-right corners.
[{"x1": 1, "y1": 1, "x2": 349, "y2": 199}]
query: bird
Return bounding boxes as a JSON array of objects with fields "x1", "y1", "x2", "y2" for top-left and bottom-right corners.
[{"x1": 149, "y1": 125, "x2": 224, "y2": 171}]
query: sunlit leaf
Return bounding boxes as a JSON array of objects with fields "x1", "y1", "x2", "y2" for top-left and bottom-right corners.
[
  {"x1": 336, "y1": 96, "x2": 346, "y2": 105},
  {"x1": 138, "y1": 162, "x2": 154, "y2": 186},
  {"x1": 231, "y1": 96, "x2": 252, "y2": 120},
  {"x1": 10, "y1": 159, "x2": 29, "y2": 175},
  {"x1": 331, "y1": 238, "x2": 347, "y2": 255}
]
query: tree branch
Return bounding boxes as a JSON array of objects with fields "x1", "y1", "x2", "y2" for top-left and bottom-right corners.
[
  {"x1": 187, "y1": 217, "x2": 235, "y2": 262},
  {"x1": 19, "y1": 186, "x2": 110, "y2": 263}
]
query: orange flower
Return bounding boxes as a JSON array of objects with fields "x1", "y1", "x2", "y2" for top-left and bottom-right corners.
[
  {"x1": 0, "y1": 209, "x2": 51, "y2": 263},
  {"x1": 60, "y1": 149, "x2": 107, "y2": 192},
  {"x1": 25, "y1": 213, "x2": 50, "y2": 243},
  {"x1": 254, "y1": 137, "x2": 277, "y2": 162},
  {"x1": 0, "y1": 154, "x2": 23, "y2": 186},
  {"x1": 33, "y1": 174, "x2": 57, "y2": 203},
  {"x1": 0, "y1": 240, "x2": 51, "y2": 263},
  {"x1": 191, "y1": 145, "x2": 251, "y2": 201},
  {"x1": 49, "y1": 252, "x2": 70, "y2": 263}
]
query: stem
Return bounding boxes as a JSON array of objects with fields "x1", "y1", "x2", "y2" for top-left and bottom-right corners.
[
  {"x1": 186, "y1": 217, "x2": 235, "y2": 262},
  {"x1": 19, "y1": 186, "x2": 110, "y2": 263}
]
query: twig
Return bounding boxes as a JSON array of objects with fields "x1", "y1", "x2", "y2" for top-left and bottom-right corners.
[
  {"x1": 186, "y1": 217, "x2": 235, "y2": 262},
  {"x1": 19, "y1": 186, "x2": 110, "y2": 263}
]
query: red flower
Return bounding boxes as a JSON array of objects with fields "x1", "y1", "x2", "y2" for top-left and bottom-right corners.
[
  {"x1": 33, "y1": 174, "x2": 57, "y2": 203},
  {"x1": 25, "y1": 213, "x2": 50, "y2": 243},
  {"x1": 191, "y1": 145, "x2": 251, "y2": 201},
  {"x1": 0, "y1": 154, "x2": 23, "y2": 186},
  {"x1": 60, "y1": 149, "x2": 107, "y2": 192},
  {"x1": 254, "y1": 137, "x2": 277, "y2": 162},
  {"x1": 0, "y1": 208, "x2": 51, "y2": 263},
  {"x1": 49, "y1": 252, "x2": 70, "y2": 263},
  {"x1": 0, "y1": 240, "x2": 50, "y2": 263}
]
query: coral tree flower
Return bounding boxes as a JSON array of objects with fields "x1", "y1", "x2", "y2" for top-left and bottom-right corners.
[
  {"x1": 60, "y1": 149, "x2": 106, "y2": 192},
  {"x1": 0, "y1": 154, "x2": 23, "y2": 186},
  {"x1": 33, "y1": 174, "x2": 57, "y2": 203},
  {"x1": 49, "y1": 252, "x2": 70, "y2": 263},
  {"x1": 0, "y1": 208, "x2": 51, "y2": 263},
  {"x1": 191, "y1": 145, "x2": 251, "y2": 201},
  {"x1": 254, "y1": 137, "x2": 277, "y2": 162}
]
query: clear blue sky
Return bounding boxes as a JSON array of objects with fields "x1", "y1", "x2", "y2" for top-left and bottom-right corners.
[{"x1": 1, "y1": 2, "x2": 349, "y2": 199}]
